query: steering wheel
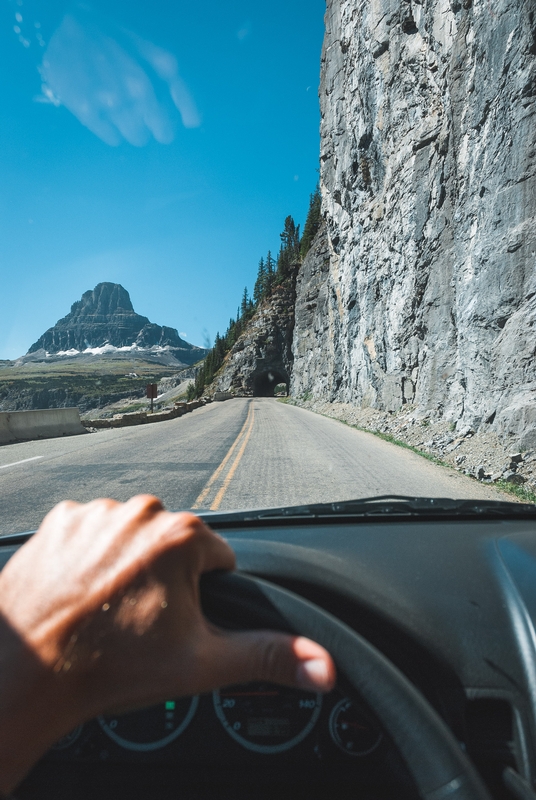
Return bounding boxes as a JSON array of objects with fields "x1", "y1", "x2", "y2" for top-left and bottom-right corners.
[{"x1": 200, "y1": 571, "x2": 492, "y2": 800}]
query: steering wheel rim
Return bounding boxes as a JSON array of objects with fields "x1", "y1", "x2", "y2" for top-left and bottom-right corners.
[{"x1": 200, "y1": 571, "x2": 492, "y2": 800}]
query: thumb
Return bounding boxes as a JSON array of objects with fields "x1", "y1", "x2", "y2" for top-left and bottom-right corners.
[{"x1": 205, "y1": 629, "x2": 336, "y2": 693}]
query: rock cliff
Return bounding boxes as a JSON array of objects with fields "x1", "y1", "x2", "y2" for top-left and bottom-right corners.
[
  {"x1": 292, "y1": 0, "x2": 536, "y2": 448},
  {"x1": 211, "y1": 277, "x2": 297, "y2": 396},
  {"x1": 28, "y1": 282, "x2": 206, "y2": 366}
]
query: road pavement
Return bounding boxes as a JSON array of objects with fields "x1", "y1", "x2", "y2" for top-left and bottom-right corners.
[{"x1": 0, "y1": 398, "x2": 509, "y2": 536}]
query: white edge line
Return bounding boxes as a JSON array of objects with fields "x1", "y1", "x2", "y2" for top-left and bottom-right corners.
[{"x1": 0, "y1": 456, "x2": 43, "y2": 470}]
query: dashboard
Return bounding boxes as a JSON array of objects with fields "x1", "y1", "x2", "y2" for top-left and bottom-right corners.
[
  {"x1": 3, "y1": 511, "x2": 536, "y2": 799},
  {"x1": 21, "y1": 682, "x2": 413, "y2": 799}
]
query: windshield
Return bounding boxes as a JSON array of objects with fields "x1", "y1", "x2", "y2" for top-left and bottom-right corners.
[{"x1": 1, "y1": 0, "x2": 535, "y2": 534}]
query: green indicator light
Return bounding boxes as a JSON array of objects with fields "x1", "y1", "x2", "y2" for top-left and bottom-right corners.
[{"x1": 165, "y1": 701, "x2": 176, "y2": 711}]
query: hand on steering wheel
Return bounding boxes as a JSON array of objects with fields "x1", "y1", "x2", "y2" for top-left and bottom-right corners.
[{"x1": 0, "y1": 495, "x2": 335, "y2": 793}]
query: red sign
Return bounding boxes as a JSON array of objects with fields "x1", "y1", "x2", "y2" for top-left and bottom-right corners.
[{"x1": 146, "y1": 383, "x2": 158, "y2": 399}]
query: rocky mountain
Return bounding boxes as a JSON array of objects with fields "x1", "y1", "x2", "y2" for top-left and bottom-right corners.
[
  {"x1": 211, "y1": 277, "x2": 297, "y2": 396},
  {"x1": 292, "y1": 0, "x2": 536, "y2": 448},
  {"x1": 28, "y1": 282, "x2": 206, "y2": 366}
]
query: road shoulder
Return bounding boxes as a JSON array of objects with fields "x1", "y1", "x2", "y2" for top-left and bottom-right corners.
[{"x1": 282, "y1": 398, "x2": 530, "y2": 503}]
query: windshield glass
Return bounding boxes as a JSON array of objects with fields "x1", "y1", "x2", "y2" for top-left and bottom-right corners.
[{"x1": 1, "y1": 0, "x2": 534, "y2": 534}]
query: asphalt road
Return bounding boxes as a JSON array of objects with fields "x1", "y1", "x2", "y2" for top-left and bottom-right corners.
[{"x1": 0, "y1": 398, "x2": 509, "y2": 536}]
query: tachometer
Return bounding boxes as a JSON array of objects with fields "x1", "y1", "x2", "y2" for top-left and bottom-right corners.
[
  {"x1": 213, "y1": 682, "x2": 322, "y2": 754},
  {"x1": 98, "y1": 696, "x2": 198, "y2": 751},
  {"x1": 329, "y1": 697, "x2": 382, "y2": 756}
]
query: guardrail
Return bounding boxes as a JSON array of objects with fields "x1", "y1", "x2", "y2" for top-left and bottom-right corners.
[
  {"x1": 0, "y1": 408, "x2": 87, "y2": 445},
  {"x1": 82, "y1": 400, "x2": 208, "y2": 430}
]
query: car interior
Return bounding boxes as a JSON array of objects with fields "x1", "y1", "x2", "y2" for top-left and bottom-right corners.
[{"x1": 3, "y1": 497, "x2": 536, "y2": 800}]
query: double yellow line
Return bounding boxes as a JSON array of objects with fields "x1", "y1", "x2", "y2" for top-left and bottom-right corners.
[{"x1": 192, "y1": 402, "x2": 255, "y2": 511}]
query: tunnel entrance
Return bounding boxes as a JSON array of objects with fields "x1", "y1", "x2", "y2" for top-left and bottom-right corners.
[{"x1": 253, "y1": 369, "x2": 289, "y2": 397}]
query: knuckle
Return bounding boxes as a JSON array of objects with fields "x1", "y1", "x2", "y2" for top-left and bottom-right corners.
[
  {"x1": 126, "y1": 494, "x2": 163, "y2": 513},
  {"x1": 175, "y1": 512, "x2": 207, "y2": 533},
  {"x1": 90, "y1": 497, "x2": 118, "y2": 511},
  {"x1": 169, "y1": 514, "x2": 214, "y2": 548},
  {"x1": 54, "y1": 499, "x2": 78, "y2": 513},
  {"x1": 46, "y1": 499, "x2": 80, "y2": 522},
  {"x1": 82, "y1": 498, "x2": 119, "y2": 522}
]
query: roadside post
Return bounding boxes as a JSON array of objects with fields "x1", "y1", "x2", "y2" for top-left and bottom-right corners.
[{"x1": 146, "y1": 383, "x2": 158, "y2": 413}]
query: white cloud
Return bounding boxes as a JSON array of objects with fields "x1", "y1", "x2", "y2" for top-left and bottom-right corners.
[
  {"x1": 34, "y1": 84, "x2": 60, "y2": 105},
  {"x1": 128, "y1": 33, "x2": 201, "y2": 129},
  {"x1": 35, "y1": 10, "x2": 201, "y2": 146}
]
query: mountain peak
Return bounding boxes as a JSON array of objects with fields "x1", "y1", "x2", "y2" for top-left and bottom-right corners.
[
  {"x1": 73, "y1": 283, "x2": 134, "y2": 316},
  {"x1": 27, "y1": 283, "x2": 204, "y2": 366}
]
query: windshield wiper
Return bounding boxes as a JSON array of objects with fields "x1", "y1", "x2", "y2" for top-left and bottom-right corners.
[
  {"x1": 201, "y1": 495, "x2": 536, "y2": 528},
  {"x1": 2, "y1": 498, "x2": 536, "y2": 545}
]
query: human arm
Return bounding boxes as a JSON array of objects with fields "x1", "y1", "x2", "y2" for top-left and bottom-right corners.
[{"x1": 0, "y1": 495, "x2": 335, "y2": 793}]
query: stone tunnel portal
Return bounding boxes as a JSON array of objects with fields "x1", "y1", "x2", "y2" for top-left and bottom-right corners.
[{"x1": 253, "y1": 369, "x2": 289, "y2": 397}]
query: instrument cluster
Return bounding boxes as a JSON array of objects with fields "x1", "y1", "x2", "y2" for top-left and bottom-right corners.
[{"x1": 47, "y1": 682, "x2": 385, "y2": 766}]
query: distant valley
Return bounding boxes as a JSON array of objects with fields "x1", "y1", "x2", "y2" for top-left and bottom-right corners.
[{"x1": 0, "y1": 283, "x2": 207, "y2": 415}]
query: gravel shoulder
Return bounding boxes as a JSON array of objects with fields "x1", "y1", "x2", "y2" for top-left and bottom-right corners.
[{"x1": 285, "y1": 399, "x2": 536, "y2": 504}]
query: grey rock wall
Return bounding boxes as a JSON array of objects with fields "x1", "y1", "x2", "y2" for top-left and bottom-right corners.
[
  {"x1": 211, "y1": 280, "x2": 297, "y2": 396},
  {"x1": 292, "y1": 0, "x2": 536, "y2": 447}
]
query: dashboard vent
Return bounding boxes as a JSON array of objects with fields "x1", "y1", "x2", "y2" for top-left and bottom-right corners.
[{"x1": 465, "y1": 698, "x2": 517, "y2": 799}]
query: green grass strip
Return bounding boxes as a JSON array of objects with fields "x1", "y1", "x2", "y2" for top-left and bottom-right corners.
[{"x1": 493, "y1": 480, "x2": 536, "y2": 504}]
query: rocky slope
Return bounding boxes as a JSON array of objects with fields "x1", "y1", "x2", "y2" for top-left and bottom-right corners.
[
  {"x1": 28, "y1": 282, "x2": 205, "y2": 366},
  {"x1": 0, "y1": 383, "x2": 139, "y2": 414},
  {"x1": 292, "y1": 0, "x2": 536, "y2": 449},
  {"x1": 210, "y1": 276, "x2": 298, "y2": 396}
]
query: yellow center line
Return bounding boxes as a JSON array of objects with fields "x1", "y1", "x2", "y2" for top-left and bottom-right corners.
[
  {"x1": 210, "y1": 403, "x2": 256, "y2": 511},
  {"x1": 191, "y1": 402, "x2": 252, "y2": 509}
]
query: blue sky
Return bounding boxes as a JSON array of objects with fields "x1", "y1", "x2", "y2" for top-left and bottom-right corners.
[{"x1": 0, "y1": 0, "x2": 325, "y2": 357}]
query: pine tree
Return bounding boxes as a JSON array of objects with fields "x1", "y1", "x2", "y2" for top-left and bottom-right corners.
[
  {"x1": 265, "y1": 251, "x2": 275, "y2": 294},
  {"x1": 214, "y1": 332, "x2": 226, "y2": 367},
  {"x1": 300, "y1": 187, "x2": 321, "y2": 258},
  {"x1": 225, "y1": 318, "x2": 236, "y2": 348},
  {"x1": 280, "y1": 215, "x2": 300, "y2": 257},
  {"x1": 193, "y1": 368, "x2": 205, "y2": 398},
  {"x1": 240, "y1": 287, "x2": 249, "y2": 318},
  {"x1": 253, "y1": 257, "x2": 266, "y2": 305},
  {"x1": 276, "y1": 246, "x2": 288, "y2": 280},
  {"x1": 276, "y1": 216, "x2": 301, "y2": 280}
]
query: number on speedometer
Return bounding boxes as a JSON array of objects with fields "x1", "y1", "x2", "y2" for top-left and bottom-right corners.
[{"x1": 213, "y1": 682, "x2": 322, "y2": 754}]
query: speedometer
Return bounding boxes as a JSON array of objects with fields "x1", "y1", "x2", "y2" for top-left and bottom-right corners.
[
  {"x1": 98, "y1": 696, "x2": 198, "y2": 751},
  {"x1": 213, "y1": 682, "x2": 322, "y2": 754}
]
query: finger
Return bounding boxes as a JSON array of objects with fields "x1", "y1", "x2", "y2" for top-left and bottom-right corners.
[
  {"x1": 192, "y1": 523, "x2": 236, "y2": 574},
  {"x1": 109, "y1": 495, "x2": 164, "y2": 538},
  {"x1": 122, "y1": 494, "x2": 164, "y2": 518},
  {"x1": 37, "y1": 499, "x2": 83, "y2": 533},
  {"x1": 198, "y1": 630, "x2": 336, "y2": 693},
  {"x1": 154, "y1": 513, "x2": 236, "y2": 575}
]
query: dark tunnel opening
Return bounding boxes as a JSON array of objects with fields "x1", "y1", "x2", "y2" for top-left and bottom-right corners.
[{"x1": 253, "y1": 369, "x2": 289, "y2": 397}]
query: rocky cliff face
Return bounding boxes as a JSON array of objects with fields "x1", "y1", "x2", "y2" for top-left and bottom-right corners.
[
  {"x1": 292, "y1": 0, "x2": 536, "y2": 447},
  {"x1": 28, "y1": 282, "x2": 205, "y2": 365},
  {"x1": 211, "y1": 279, "x2": 297, "y2": 396}
]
